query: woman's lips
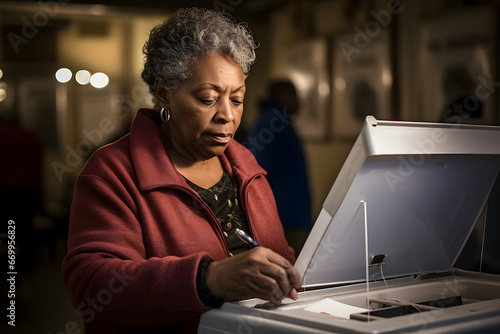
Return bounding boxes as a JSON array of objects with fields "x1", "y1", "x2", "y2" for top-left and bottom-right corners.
[{"x1": 208, "y1": 133, "x2": 232, "y2": 144}]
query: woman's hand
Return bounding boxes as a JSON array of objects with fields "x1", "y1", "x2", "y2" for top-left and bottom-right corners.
[{"x1": 205, "y1": 247, "x2": 301, "y2": 304}]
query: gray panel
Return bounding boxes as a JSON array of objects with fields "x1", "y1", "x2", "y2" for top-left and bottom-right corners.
[{"x1": 297, "y1": 116, "x2": 500, "y2": 287}]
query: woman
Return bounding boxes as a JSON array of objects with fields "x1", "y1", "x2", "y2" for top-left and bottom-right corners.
[{"x1": 62, "y1": 7, "x2": 300, "y2": 334}]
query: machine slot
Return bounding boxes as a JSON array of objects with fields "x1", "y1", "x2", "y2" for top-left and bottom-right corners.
[{"x1": 350, "y1": 296, "x2": 463, "y2": 321}]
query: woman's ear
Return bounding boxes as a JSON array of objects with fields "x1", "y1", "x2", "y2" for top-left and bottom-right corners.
[{"x1": 155, "y1": 78, "x2": 169, "y2": 106}]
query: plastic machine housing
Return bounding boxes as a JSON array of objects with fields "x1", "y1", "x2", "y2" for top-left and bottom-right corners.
[{"x1": 198, "y1": 117, "x2": 500, "y2": 334}]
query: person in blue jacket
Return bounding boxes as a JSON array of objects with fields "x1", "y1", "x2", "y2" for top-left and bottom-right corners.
[{"x1": 246, "y1": 80, "x2": 312, "y2": 253}]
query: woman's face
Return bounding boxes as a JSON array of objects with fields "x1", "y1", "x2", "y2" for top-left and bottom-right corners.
[{"x1": 161, "y1": 53, "x2": 246, "y2": 163}]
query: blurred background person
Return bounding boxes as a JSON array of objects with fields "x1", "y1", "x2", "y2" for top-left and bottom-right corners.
[{"x1": 247, "y1": 80, "x2": 312, "y2": 254}]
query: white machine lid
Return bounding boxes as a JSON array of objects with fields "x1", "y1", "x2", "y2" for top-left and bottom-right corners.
[{"x1": 295, "y1": 117, "x2": 500, "y2": 287}]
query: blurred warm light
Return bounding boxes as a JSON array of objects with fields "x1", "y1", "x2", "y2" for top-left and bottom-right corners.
[
  {"x1": 318, "y1": 82, "x2": 330, "y2": 97},
  {"x1": 90, "y1": 72, "x2": 109, "y2": 88},
  {"x1": 382, "y1": 68, "x2": 392, "y2": 87},
  {"x1": 0, "y1": 69, "x2": 3, "y2": 80},
  {"x1": 76, "y1": 70, "x2": 91, "y2": 85},
  {"x1": 55, "y1": 68, "x2": 72, "y2": 83},
  {"x1": 0, "y1": 82, "x2": 6, "y2": 102},
  {"x1": 289, "y1": 71, "x2": 313, "y2": 92},
  {"x1": 335, "y1": 77, "x2": 346, "y2": 91},
  {"x1": 89, "y1": 4, "x2": 106, "y2": 15}
]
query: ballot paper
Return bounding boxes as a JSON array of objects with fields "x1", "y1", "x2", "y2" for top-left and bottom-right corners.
[{"x1": 304, "y1": 298, "x2": 369, "y2": 319}]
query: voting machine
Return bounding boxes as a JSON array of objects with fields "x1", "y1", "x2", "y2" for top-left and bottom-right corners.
[{"x1": 198, "y1": 116, "x2": 500, "y2": 334}]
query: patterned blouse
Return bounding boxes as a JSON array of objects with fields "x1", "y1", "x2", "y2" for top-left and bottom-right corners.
[{"x1": 185, "y1": 171, "x2": 253, "y2": 256}]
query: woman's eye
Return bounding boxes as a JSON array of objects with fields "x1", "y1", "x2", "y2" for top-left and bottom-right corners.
[
  {"x1": 200, "y1": 99, "x2": 216, "y2": 106},
  {"x1": 231, "y1": 99, "x2": 243, "y2": 106}
]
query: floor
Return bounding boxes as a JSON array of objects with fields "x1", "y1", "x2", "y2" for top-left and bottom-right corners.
[{"x1": 1, "y1": 237, "x2": 84, "y2": 334}]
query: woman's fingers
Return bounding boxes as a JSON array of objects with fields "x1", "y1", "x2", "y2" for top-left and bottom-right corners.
[
  {"x1": 261, "y1": 251, "x2": 301, "y2": 300},
  {"x1": 245, "y1": 277, "x2": 284, "y2": 304},
  {"x1": 205, "y1": 247, "x2": 301, "y2": 303},
  {"x1": 258, "y1": 262, "x2": 295, "y2": 301}
]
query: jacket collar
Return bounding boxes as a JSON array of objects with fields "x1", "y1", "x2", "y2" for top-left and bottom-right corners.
[{"x1": 130, "y1": 109, "x2": 265, "y2": 191}]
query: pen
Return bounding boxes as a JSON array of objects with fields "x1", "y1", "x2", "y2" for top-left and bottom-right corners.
[{"x1": 235, "y1": 228, "x2": 260, "y2": 248}]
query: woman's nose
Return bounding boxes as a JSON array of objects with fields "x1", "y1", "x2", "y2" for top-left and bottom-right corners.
[{"x1": 214, "y1": 99, "x2": 235, "y2": 123}]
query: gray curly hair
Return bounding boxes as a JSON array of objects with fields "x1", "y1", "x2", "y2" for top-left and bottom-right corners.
[{"x1": 141, "y1": 7, "x2": 257, "y2": 107}]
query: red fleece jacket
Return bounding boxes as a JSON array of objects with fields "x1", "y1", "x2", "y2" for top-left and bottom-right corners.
[{"x1": 62, "y1": 109, "x2": 295, "y2": 333}]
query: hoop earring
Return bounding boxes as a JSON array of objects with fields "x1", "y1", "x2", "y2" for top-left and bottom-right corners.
[{"x1": 160, "y1": 107, "x2": 171, "y2": 123}]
